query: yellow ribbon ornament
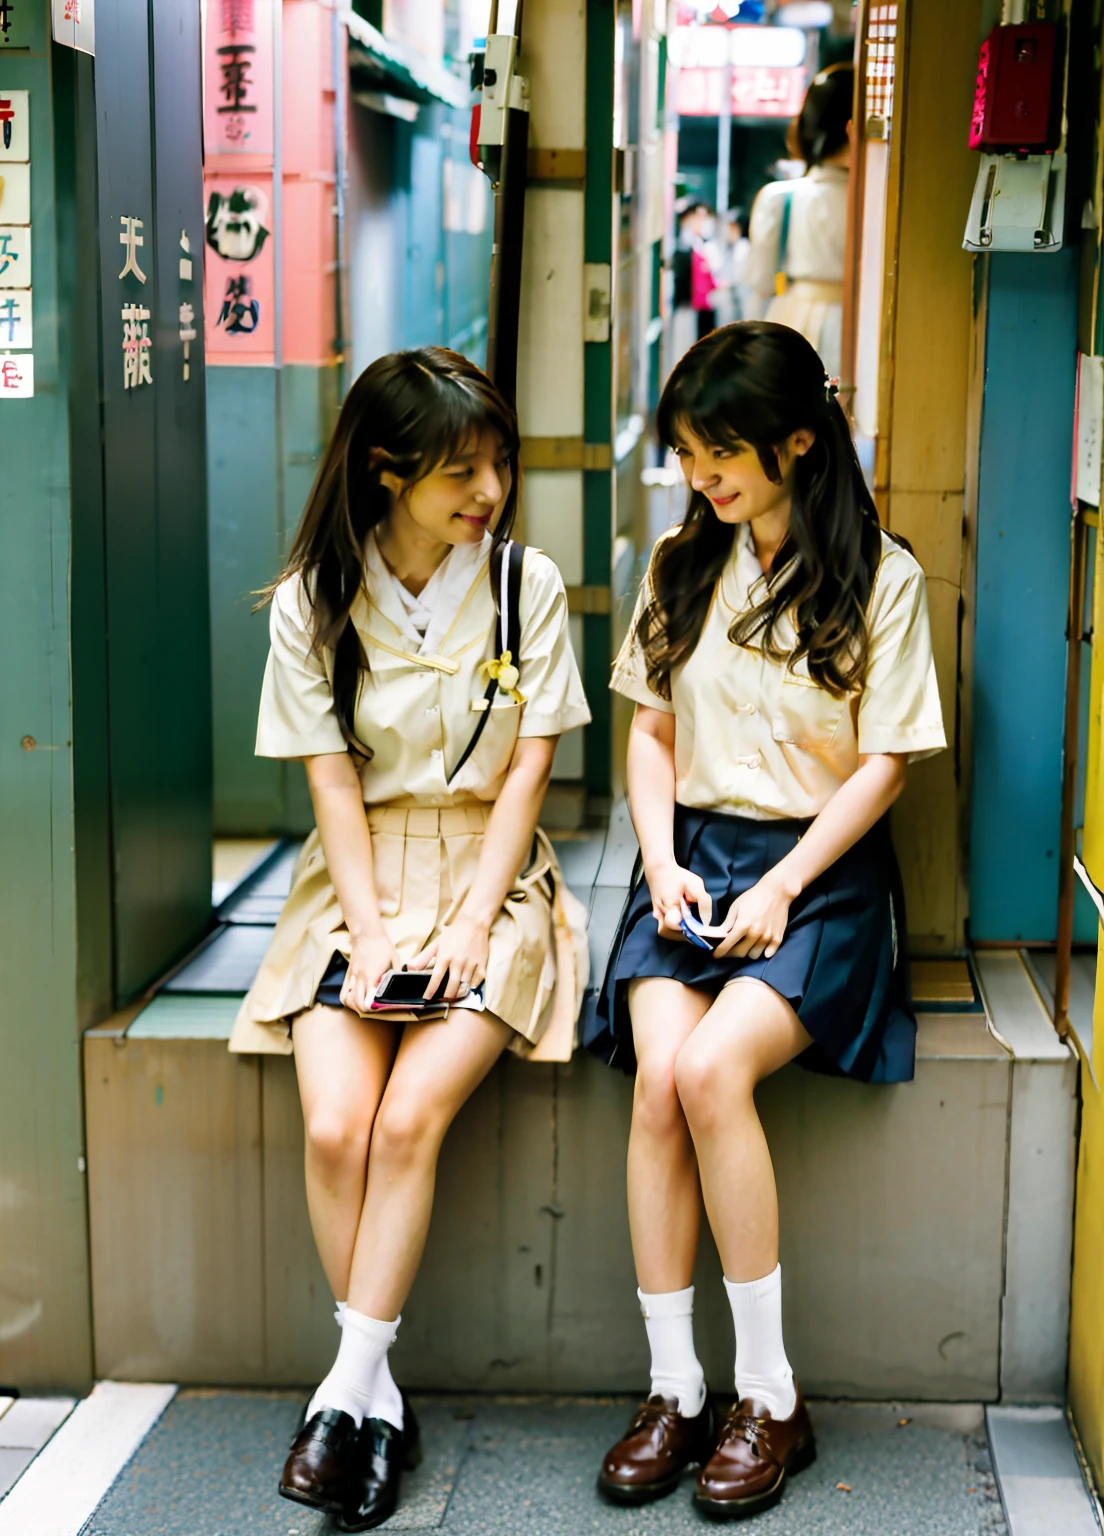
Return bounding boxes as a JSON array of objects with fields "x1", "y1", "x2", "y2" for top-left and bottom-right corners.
[{"x1": 480, "y1": 649, "x2": 526, "y2": 705}]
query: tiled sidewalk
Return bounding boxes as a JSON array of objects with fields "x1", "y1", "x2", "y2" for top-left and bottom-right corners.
[
  {"x1": 80, "y1": 1392, "x2": 1009, "y2": 1536},
  {"x1": 0, "y1": 1395, "x2": 75, "y2": 1499}
]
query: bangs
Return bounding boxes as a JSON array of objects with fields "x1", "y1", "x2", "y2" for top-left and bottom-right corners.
[
  {"x1": 410, "y1": 371, "x2": 520, "y2": 480},
  {"x1": 658, "y1": 362, "x2": 760, "y2": 456}
]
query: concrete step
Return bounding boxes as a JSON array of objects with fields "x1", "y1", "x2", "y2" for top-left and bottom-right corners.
[{"x1": 69, "y1": 815, "x2": 1080, "y2": 1400}]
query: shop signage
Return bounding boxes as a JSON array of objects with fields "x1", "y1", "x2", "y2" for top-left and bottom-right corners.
[
  {"x1": 204, "y1": 0, "x2": 275, "y2": 157},
  {"x1": 204, "y1": 174, "x2": 275, "y2": 358},
  {"x1": 676, "y1": 63, "x2": 806, "y2": 118},
  {"x1": 51, "y1": 0, "x2": 94, "y2": 56},
  {"x1": 0, "y1": 83, "x2": 28, "y2": 395}
]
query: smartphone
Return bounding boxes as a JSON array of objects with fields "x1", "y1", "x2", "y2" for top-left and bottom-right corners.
[
  {"x1": 372, "y1": 969, "x2": 470, "y2": 1007},
  {"x1": 373, "y1": 969, "x2": 435, "y2": 1005},
  {"x1": 678, "y1": 898, "x2": 730, "y2": 951}
]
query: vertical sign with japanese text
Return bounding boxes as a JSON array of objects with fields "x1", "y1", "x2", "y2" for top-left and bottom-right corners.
[
  {"x1": 51, "y1": 0, "x2": 95, "y2": 56},
  {"x1": 0, "y1": 84, "x2": 30, "y2": 397},
  {"x1": 203, "y1": 173, "x2": 274, "y2": 359},
  {"x1": 203, "y1": 0, "x2": 274, "y2": 159}
]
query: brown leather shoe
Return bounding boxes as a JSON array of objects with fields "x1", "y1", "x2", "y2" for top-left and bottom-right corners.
[
  {"x1": 693, "y1": 1387, "x2": 815, "y2": 1520},
  {"x1": 279, "y1": 1407, "x2": 361, "y2": 1513},
  {"x1": 597, "y1": 1394, "x2": 715, "y2": 1504}
]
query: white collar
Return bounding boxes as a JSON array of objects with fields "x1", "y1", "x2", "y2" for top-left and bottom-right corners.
[{"x1": 364, "y1": 530, "x2": 492, "y2": 657}]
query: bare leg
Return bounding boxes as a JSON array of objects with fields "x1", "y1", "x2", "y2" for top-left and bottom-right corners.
[
  {"x1": 674, "y1": 979, "x2": 813, "y2": 1282},
  {"x1": 627, "y1": 978, "x2": 714, "y2": 1293},
  {"x1": 293, "y1": 1002, "x2": 399, "y2": 1299},
  {"x1": 346, "y1": 1009, "x2": 511, "y2": 1319}
]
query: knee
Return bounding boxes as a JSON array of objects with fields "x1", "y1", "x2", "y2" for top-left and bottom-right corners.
[
  {"x1": 633, "y1": 1057, "x2": 688, "y2": 1141},
  {"x1": 305, "y1": 1106, "x2": 371, "y2": 1179},
  {"x1": 370, "y1": 1096, "x2": 443, "y2": 1172},
  {"x1": 675, "y1": 1036, "x2": 753, "y2": 1130}
]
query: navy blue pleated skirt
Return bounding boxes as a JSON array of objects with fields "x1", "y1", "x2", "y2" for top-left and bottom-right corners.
[{"x1": 585, "y1": 805, "x2": 915, "y2": 1084}]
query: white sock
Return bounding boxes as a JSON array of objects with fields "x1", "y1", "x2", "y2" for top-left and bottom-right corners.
[
  {"x1": 308, "y1": 1308, "x2": 398, "y2": 1427},
  {"x1": 638, "y1": 1286, "x2": 706, "y2": 1417},
  {"x1": 368, "y1": 1351, "x2": 405, "y2": 1430},
  {"x1": 724, "y1": 1265, "x2": 796, "y2": 1420}
]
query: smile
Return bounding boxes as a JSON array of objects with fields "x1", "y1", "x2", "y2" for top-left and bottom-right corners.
[
  {"x1": 458, "y1": 511, "x2": 492, "y2": 527},
  {"x1": 710, "y1": 493, "x2": 739, "y2": 507}
]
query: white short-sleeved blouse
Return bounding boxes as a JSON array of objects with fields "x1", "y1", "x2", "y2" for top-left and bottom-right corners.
[
  {"x1": 611, "y1": 523, "x2": 946, "y2": 821},
  {"x1": 257, "y1": 534, "x2": 591, "y2": 806}
]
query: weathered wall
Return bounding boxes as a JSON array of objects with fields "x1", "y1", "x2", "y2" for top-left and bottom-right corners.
[
  {"x1": 875, "y1": 0, "x2": 985, "y2": 953},
  {"x1": 85, "y1": 1025, "x2": 1015, "y2": 1399}
]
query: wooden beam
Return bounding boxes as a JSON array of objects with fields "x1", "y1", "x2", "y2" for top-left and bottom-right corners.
[
  {"x1": 565, "y1": 584, "x2": 611, "y2": 615},
  {"x1": 521, "y1": 436, "x2": 612, "y2": 471},
  {"x1": 527, "y1": 147, "x2": 587, "y2": 183}
]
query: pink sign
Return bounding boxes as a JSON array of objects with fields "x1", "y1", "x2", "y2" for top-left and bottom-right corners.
[
  {"x1": 677, "y1": 65, "x2": 806, "y2": 119},
  {"x1": 204, "y1": 174, "x2": 275, "y2": 363},
  {"x1": 203, "y1": 0, "x2": 274, "y2": 157}
]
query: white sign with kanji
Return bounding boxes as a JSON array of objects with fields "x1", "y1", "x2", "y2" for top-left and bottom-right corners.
[
  {"x1": 51, "y1": 0, "x2": 94, "y2": 56},
  {"x1": 122, "y1": 301, "x2": 151, "y2": 389},
  {"x1": 0, "y1": 161, "x2": 29, "y2": 223},
  {"x1": 118, "y1": 213, "x2": 147, "y2": 283},
  {"x1": 0, "y1": 223, "x2": 29, "y2": 285},
  {"x1": 0, "y1": 349, "x2": 32, "y2": 396},
  {"x1": 0, "y1": 89, "x2": 29, "y2": 161},
  {"x1": 0, "y1": 287, "x2": 30, "y2": 346}
]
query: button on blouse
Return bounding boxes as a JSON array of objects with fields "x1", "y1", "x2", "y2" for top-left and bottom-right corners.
[{"x1": 611, "y1": 523, "x2": 946, "y2": 822}]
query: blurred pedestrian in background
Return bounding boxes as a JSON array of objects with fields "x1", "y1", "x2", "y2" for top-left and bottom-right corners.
[
  {"x1": 673, "y1": 200, "x2": 719, "y2": 353},
  {"x1": 709, "y1": 208, "x2": 753, "y2": 329},
  {"x1": 747, "y1": 65, "x2": 854, "y2": 378}
]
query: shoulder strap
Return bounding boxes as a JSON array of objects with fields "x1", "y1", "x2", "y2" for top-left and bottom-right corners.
[
  {"x1": 448, "y1": 541, "x2": 525, "y2": 785},
  {"x1": 775, "y1": 189, "x2": 793, "y2": 297}
]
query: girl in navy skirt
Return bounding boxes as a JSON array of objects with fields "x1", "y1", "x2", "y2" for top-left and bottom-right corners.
[{"x1": 589, "y1": 322, "x2": 945, "y2": 1520}]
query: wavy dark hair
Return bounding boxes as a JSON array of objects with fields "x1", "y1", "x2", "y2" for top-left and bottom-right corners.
[
  {"x1": 260, "y1": 347, "x2": 519, "y2": 758},
  {"x1": 642, "y1": 321, "x2": 889, "y2": 701}
]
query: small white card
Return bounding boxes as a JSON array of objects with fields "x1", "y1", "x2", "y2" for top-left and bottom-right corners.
[
  {"x1": 0, "y1": 287, "x2": 30, "y2": 347},
  {"x1": 0, "y1": 162, "x2": 29, "y2": 224},
  {"x1": 1077, "y1": 354, "x2": 1104, "y2": 508},
  {"x1": 0, "y1": 223, "x2": 30, "y2": 286},
  {"x1": 0, "y1": 90, "x2": 30, "y2": 162},
  {"x1": 0, "y1": 350, "x2": 33, "y2": 397}
]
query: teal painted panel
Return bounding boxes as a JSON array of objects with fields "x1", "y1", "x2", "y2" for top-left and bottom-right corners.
[
  {"x1": 970, "y1": 251, "x2": 1086, "y2": 942},
  {"x1": 209, "y1": 364, "x2": 325, "y2": 836},
  {"x1": 0, "y1": 45, "x2": 93, "y2": 1390},
  {"x1": 207, "y1": 365, "x2": 283, "y2": 831}
]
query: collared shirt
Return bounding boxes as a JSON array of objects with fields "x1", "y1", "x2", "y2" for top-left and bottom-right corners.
[
  {"x1": 611, "y1": 523, "x2": 946, "y2": 822},
  {"x1": 257, "y1": 535, "x2": 591, "y2": 806},
  {"x1": 747, "y1": 164, "x2": 849, "y2": 295}
]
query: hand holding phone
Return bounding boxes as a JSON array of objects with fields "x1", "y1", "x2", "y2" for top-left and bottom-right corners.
[{"x1": 679, "y1": 898, "x2": 733, "y2": 951}]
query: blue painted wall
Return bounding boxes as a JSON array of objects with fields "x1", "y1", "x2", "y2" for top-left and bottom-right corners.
[{"x1": 970, "y1": 249, "x2": 1093, "y2": 942}]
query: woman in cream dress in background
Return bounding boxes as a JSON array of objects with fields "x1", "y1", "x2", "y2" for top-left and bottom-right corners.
[
  {"x1": 747, "y1": 65, "x2": 854, "y2": 378},
  {"x1": 230, "y1": 347, "x2": 590, "y2": 1532}
]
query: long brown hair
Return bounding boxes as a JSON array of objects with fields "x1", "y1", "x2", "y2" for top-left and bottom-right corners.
[
  {"x1": 642, "y1": 321, "x2": 888, "y2": 700},
  {"x1": 261, "y1": 347, "x2": 519, "y2": 757}
]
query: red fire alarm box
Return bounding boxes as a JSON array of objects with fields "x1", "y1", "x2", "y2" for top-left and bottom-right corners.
[{"x1": 969, "y1": 23, "x2": 1061, "y2": 154}]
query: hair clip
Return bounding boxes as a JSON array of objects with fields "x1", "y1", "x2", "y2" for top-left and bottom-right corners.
[{"x1": 824, "y1": 376, "x2": 841, "y2": 402}]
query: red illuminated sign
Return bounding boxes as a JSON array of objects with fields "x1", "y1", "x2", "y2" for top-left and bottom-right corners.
[{"x1": 677, "y1": 64, "x2": 806, "y2": 118}]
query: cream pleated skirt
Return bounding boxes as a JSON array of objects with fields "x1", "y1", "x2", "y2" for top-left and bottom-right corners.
[
  {"x1": 766, "y1": 279, "x2": 843, "y2": 378},
  {"x1": 229, "y1": 799, "x2": 589, "y2": 1061}
]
